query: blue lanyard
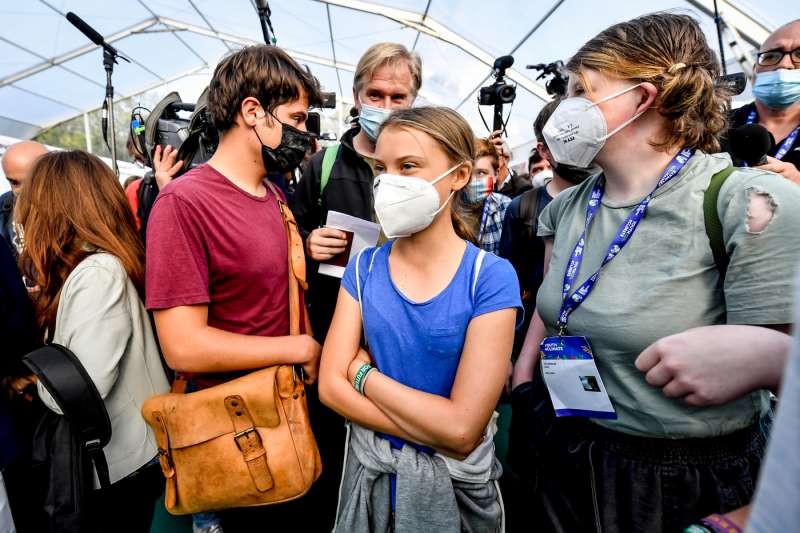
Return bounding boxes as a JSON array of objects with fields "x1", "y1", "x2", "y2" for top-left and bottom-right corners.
[
  {"x1": 556, "y1": 148, "x2": 695, "y2": 333},
  {"x1": 746, "y1": 109, "x2": 800, "y2": 161}
]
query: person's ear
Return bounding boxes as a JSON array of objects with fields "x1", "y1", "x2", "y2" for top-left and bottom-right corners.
[
  {"x1": 636, "y1": 82, "x2": 658, "y2": 115},
  {"x1": 353, "y1": 89, "x2": 361, "y2": 111},
  {"x1": 240, "y1": 97, "x2": 271, "y2": 128},
  {"x1": 451, "y1": 161, "x2": 473, "y2": 191}
]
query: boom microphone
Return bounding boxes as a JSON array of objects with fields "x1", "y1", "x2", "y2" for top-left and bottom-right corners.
[
  {"x1": 728, "y1": 124, "x2": 774, "y2": 166},
  {"x1": 66, "y1": 12, "x2": 120, "y2": 57}
]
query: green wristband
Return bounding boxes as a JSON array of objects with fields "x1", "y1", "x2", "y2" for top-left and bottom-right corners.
[
  {"x1": 359, "y1": 367, "x2": 377, "y2": 395},
  {"x1": 353, "y1": 363, "x2": 372, "y2": 393}
]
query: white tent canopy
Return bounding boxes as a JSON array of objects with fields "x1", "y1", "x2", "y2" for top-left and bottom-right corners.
[{"x1": 0, "y1": 0, "x2": 797, "y2": 159}]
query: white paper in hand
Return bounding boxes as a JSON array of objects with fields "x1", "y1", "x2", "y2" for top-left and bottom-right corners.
[{"x1": 318, "y1": 211, "x2": 381, "y2": 278}]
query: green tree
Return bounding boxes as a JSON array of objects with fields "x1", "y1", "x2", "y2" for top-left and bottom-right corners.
[{"x1": 35, "y1": 91, "x2": 164, "y2": 163}]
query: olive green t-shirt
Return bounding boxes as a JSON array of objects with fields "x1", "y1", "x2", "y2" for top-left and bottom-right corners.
[{"x1": 537, "y1": 151, "x2": 800, "y2": 438}]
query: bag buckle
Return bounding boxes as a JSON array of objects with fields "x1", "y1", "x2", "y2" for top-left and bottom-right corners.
[
  {"x1": 157, "y1": 447, "x2": 174, "y2": 470},
  {"x1": 234, "y1": 427, "x2": 258, "y2": 451}
]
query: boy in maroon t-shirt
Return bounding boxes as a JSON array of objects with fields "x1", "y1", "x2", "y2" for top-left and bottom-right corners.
[{"x1": 145, "y1": 46, "x2": 323, "y2": 532}]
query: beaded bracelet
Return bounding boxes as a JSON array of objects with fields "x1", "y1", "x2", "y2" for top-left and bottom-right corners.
[{"x1": 353, "y1": 363, "x2": 372, "y2": 394}]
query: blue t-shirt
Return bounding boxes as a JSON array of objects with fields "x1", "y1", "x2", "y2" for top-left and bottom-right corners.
[{"x1": 341, "y1": 240, "x2": 523, "y2": 451}]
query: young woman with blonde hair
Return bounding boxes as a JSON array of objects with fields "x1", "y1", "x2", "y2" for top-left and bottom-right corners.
[
  {"x1": 511, "y1": 12, "x2": 800, "y2": 532},
  {"x1": 320, "y1": 106, "x2": 521, "y2": 532}
]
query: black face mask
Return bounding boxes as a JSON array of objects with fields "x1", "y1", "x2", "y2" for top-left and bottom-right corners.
[
  {"x1": 553, "y1": 161, "x2": 600, "y2": 185},
  {"x1": 253, "y1": 111, "x2": 313, "y2": 173}
]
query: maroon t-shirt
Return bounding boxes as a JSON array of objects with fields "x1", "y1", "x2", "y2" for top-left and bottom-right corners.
[{"x1": 146, "y1": 163, "x2": 290, "y2": 357}]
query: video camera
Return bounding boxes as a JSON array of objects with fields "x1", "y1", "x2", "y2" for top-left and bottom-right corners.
[
  {"x1": 479, "y1": 55, "x2": 516, "y2": 106},
  {"x1": 139, "y1": 88, "x2": 337, "y2": 178},
  {"x1": 307, "y1": 90, "x2": 337, "y2": 138},
  {"x1": 479, "y1": 55, "x2": 518, "y2": 133},
  {"x1": 526, "y1": 61, "x2": 569, "y2": 97}
]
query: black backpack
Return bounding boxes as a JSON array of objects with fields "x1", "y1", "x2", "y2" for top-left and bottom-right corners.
[{"x1": 24, "y1": 344, "x2": 112, "y2": 533}]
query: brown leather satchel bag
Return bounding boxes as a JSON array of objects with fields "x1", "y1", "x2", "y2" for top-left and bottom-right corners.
[{"x1": 141, "y1": 182, "x2": 322, "y2": 514}]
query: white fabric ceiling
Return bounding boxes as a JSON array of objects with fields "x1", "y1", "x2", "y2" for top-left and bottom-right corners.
[{"x1": 0, "y1": 0, "x2": 796, "y2": 151}]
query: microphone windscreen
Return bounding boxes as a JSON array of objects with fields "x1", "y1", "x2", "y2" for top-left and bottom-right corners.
[
  {"x1": 729, "y1": 124, "x2": 774, "y2": 166},
  {"x1": 66, "y1": 12, "x2": 105, "y2": 46}
]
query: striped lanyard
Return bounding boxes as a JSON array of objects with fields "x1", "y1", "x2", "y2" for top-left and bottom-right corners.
[{"x1": 556, "y1": 148, "x2": 695, "y2": 333}]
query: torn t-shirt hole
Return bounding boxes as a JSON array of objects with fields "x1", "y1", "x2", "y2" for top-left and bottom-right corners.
[{"x1": 745, "y1": 187, "x2": 777, "y2": 234}]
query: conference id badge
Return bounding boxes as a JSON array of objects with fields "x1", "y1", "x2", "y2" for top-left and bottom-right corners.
[{"x1": 540, "y1": 336, "x2": 617, "y2": 419}]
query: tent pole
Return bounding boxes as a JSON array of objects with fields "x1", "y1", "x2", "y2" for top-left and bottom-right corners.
[{"x1": 83, "y1": 112, "x2": 92, "y2": 153}]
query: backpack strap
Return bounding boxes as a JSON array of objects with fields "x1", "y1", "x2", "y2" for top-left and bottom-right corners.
[
  {"x1": 355, "y1": 246, "x2": 378, "y2": 348},
  {"x1": 703, "y1": 166, "x2": 735, "y2": 280},
  {"x1": 23, "y1": 344, "x2": 113, "y2": 489},
  {"x1": 472, "y1": 249, "x2": 487, "y2": 303},
  {"x1": 520, "y1": 186, "x2": 542, "y2": 240},
  {"x1": 318, "y1": 143, "x2": 341, "y2": 207}
]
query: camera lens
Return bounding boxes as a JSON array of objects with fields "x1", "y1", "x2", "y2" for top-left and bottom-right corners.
[{"x1": 498, "y1": 84, "x2": 516, "y2": 103}]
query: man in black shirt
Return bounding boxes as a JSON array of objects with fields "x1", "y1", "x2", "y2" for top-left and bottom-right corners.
[
  {"x1": 501, "y1": 101, "x2": 596, "y2": 524},
  {"x1": 291, "y1": 42, "x2": 422, "y2": 341},
  {"x1": 723, "y1": 20, "x2": 800, "y2": 182},
  {"x1": 0, "y1": 235, "x2": 41, "y2": 533}
]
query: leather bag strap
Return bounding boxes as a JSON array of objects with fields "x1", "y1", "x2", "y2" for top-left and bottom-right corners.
[
  {"x1": 151, "y1": 410, "x2": 178, "y2": 507},
  {"x1": 266, "y1": 181, "x2": 307, "y2": 337},
  {"x1": 225, "y1": 395, "x2": 274, "y2": 492}
]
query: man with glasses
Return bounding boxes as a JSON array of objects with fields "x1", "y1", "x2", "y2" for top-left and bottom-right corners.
[
  {"x1": 727, "y1": 19, "x2": 800, "y2": 183},
  {"x1": 0, "y1": 141, "x2": 48, "y2": 257}
]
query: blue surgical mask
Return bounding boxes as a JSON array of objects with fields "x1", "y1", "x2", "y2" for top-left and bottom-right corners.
[
  {"x1": 753, "y1": 69, "x2": 800, "y2": 109},
  {"x1": 358, "y1": 103, "x2": 392, "y2": 141}
]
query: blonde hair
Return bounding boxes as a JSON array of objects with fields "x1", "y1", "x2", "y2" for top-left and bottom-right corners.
[
  {"x1": 354, "y1": 42, "x2": 422, "y2": 96},
  {"x1": 379, "y1": 107, "x2": 476, "y2": 243},
  {"x1": 568, "y1": 12, "x2": 731, "y2": 153}
]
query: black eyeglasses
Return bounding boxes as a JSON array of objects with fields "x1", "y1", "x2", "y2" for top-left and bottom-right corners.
[{"x1": 757, "y1": 47, "x2": 800, "y2": 67}]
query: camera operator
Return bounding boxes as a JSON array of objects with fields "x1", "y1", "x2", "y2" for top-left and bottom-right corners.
[
  {"x1": 131, "y1": 144, "x2": 184, "y2": 245},
  {"x1": 491, "y1": 133, "x2": 533, "y2": 198},
  {"x1": 722, "y1": 20, "x2": 800, "y2": 182}
]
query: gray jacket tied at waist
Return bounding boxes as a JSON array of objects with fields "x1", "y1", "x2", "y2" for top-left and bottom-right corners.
[{"x1": 335, "y1": 414, "x2": 504, "y2": 533}]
